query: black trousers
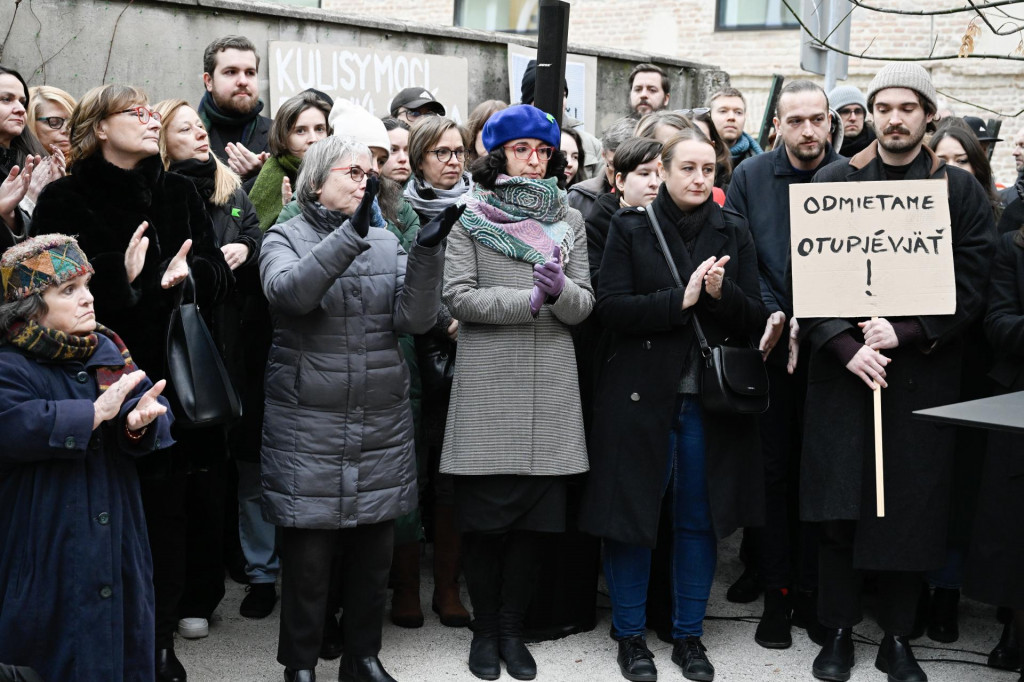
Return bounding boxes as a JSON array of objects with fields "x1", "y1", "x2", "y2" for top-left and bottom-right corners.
[
  {"x1": 817, "y1": 520, "x2": 920, "y2": 635},
  {"x1": 277, "y1": 522, "x2": 394, "y2": 668},
  {"x1": 748, "y1": 361, "x2": 818, "y2": 591},
  {"x1": 462, "y1": 531, "x2": 547, "y2": 619}
]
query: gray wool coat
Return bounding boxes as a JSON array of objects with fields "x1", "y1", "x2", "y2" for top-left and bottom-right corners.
[
  {"x1": 258, "y1": 203, "x2": 444, "y2": 529},
  {"x1": 439, "y1": 207, "x2": 594, "y2": 476}
]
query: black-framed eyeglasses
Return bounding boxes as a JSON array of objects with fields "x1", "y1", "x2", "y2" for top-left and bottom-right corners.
[
  {"x1": 330, "y1": 165, "x2": 379, "y2": 183},
  {"x1": 36, "y1": 116, "x2": 69, "y2": 131},
  {"x1": 837, "y1": 106, "x2": 865, "y2": 117},
  {"x1": 503, "y1": 144, "x2": 555, "y2": 161},
  {"x1": 398, "y1": 108, "x2": 438, "y2": 121},
  {"x1": 429, "y1": 147, "x2": 466, "y2": 163},
  {"x1": 117, "y1": 106, "x2": 161, "y2": 125},
  {"x1": 675, "y1": 108, "x2": 711, "y2": 117}
]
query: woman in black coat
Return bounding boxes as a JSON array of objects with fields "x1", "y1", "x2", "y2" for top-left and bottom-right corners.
[
  {"x1": 580, "y1": 128, "x2": 766, "y2": 682},
  {"x1": 30, "y1": 83, "x2": 232, "y2": 682},
  {"x1": 965, "y1": 227, "x2": 1024, "y2": 675}
]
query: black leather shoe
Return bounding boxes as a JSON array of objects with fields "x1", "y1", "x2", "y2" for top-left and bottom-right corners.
[
  {"x1": 338, "y1": 656, "x2": 396, "y2": 682},
  {"x1": 617, "y1": 635, "x2": 657, "y2": 681},
  {"x1": 671, "y1": 637, "x2": 714, "y2": 681},
  {"x1": 875, "y1": 633, "x2": 927, "y2": 682},
  {"x1": 755, "y1": 589, "x2": 792, "y2": 649},
  {"x1": 499, "y1": 611, "x2": 536, "y2": 680},
  {"x1": 926, "y1": 587, "x2": 959, "y2": 643},
  {"x1": 320, "y1": 613, "x2": 344, "y2": 661},
  {"x1": 812, "y1": 628, "x2": 854, "y2": 681},
  {"x1": 987, "y1": 617, "x2": 1020, "y2": 670},
  {"x1": 284, "y1": 669, "x2": 315, "y2": 682},
  {"x1": 725, "y1": 566, "x2": 763, "y2": 604},
  {"x1": 469, "y1": 613, "x2": 500, "y2": 681},
  {"x1": 240, "y1": 583, "x2": 278, "y2": 619},
  {"x1": 156, "y1": 648, "x2": 187, "y2": 682}
]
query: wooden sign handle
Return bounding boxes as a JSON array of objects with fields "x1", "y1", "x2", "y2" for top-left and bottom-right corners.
[{"x1": 873, "y1": 316, "x2": 885, "y2": 517}]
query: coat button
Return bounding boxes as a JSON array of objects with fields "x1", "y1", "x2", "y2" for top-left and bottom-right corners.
[
  {"x1": 99, "y1": 585, "x2": 112, "y2": 599},
  {"x1": 630, "y1": 392, "x2": 640, "y2": 402},
  {"x1": 76, "y1": 371, "x2": 89, "y2": 383},
  {"x1": 643, "y1": 341, "x2": 652, "y2": 350},
  {"x1": 97, "y1": 512, "x2": 110, "y2": 526},
  {"x1": 64, "y1": 436, "x2": 76, "y2": 449}
]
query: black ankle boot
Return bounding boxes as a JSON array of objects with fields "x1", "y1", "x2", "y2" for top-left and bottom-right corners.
[
  {"x1": 338, "y1": 655, "x2": 396, "y2": 682},
  {"x1": 725, "y1": 566, "x2": 763, "y2": 604},
  {"x1": 811, "y1": 628, "x2": 854, "y2": 682},
  {"x1": 926, "y1": 587, "x2": 960, "y2": 643},
  {"x1": 875, "y1": 633, "x2": 927, "y2": 682},
  {"x1": 283, "y1": 669, "x2": 315, "y2": 682},
  {"x1": 790, "y1": 589, "x2": 827, "y2": 646},
  {"x1": 988, "y1": 616, "x2": 1020, "y2": 670},
  {"x1": 671, "y1": 637, "x2": 714, "y2": 681},
  {"x1": 499, "y1": 611, "x2": 536, "y2": 680},
  {"x1": 468, "y1": 613, "x2": 500, "y2": 681},
  {"x1": 755, "y1": 589, "x2": 792, "y2": 649},
  {"x1": 156, "y1": 648, "x2": 187, "y2": 682}
]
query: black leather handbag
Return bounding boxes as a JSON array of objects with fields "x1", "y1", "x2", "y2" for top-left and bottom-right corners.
[
  {"x1": 415, "y1": 334, "x2": 456, "y2": 399},
  {"x1": 643, "y1": 206, "x2": 769, "y2": 415},
  {"x1": 165, "y1": 273, "x2": 243, "y2": 428}
]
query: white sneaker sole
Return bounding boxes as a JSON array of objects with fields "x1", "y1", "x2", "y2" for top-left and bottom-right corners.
[{"x1": 178, "y1": 621, "x2": 209, "y2": 639}]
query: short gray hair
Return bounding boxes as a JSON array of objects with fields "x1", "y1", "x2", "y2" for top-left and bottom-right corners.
[
  {"x1": 296, "y1": 136, "x2": 371, "y2": 208},
  {"x1": 600, "y1": 117, "x2": 638, "y2": 153},
  {"x1": 0, "y1": 293, "x2": 47, "y2": 335}
]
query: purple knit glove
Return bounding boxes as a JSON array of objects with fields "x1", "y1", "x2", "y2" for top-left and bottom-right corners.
[
  {"x1": 533, "y1": 246, "x2": 565, "y2": 298},
  {"x1": 529, "y1": 285, "x2": 546, "y2": 318}
]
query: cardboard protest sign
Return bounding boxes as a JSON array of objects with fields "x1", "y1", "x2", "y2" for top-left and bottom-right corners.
[
  {"x1": 789, "y1": 179, "x2": 955, "y2": 319},
  {"x1": 269, "y1": 41, "x2": 469, "y2": 123}
]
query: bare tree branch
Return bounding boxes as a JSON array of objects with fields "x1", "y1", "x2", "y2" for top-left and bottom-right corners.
[
  {"x1": 848, "y1": 0, "x2": 1022, "y2": 16},
  {"x1": 966, "y1": 0, "x2": 1024, "y2": 36},
  {"x1": 781, "y1": 0, "x2": 1024, "y2": 61},
  {"x1": 936, "y1": 88, "x2": 1024, "y2": 117},
  {"x1": 102, "y1": 0, "x2": 135, "y2": 83},
  {"x1": 0, "y1": 0, "x2": 22, "y2": 63}
]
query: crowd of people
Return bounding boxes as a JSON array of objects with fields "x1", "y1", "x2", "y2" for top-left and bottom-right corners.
[{"x1": 0, "y1": 32, "x2": 1022, "y2": 682}]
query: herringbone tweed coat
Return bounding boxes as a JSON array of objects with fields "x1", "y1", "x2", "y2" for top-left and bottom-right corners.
[{"x1": 439, "y1": 208, "x2": 594, "y2": 476}]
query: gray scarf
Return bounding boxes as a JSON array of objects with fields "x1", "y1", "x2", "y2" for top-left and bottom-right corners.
[{"x1": 403, "y1": 172, "x2": 473, "y2": 222}]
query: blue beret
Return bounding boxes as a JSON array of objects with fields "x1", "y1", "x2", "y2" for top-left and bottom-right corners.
[{"x1": 481, "y1": 105, "x2": 562, "y2": 153}]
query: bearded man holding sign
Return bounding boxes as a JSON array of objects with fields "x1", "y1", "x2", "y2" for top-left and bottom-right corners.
[{"x1": 796, "y1": 64, "x2": 995, "y2": 682}]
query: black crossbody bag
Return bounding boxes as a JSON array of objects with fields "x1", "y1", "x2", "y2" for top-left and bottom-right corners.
[{"x1": 642, "y1": 205, "x2": 769, "y2": 414}]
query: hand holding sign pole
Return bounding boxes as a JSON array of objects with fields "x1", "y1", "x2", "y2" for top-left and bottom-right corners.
[{"x1": 790, "y1": 179, "x2": 955, "y2": 517}]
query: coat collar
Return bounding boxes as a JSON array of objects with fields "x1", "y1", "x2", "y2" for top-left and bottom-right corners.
[
  {"x1": 69, "y1": 153, "x2": 164, "y2": 211},
  {"x1": 847, "y1": 140, "x2": 945, "y2": 179},
  {"x1": 770, "y1": 143, "x2": 843, "y2": 177},
  {"x1": 649, "y1": 194, "x2": 728, "y2": 281}
]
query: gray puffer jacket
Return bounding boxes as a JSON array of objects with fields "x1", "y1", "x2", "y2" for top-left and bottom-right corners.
[{"x1": 258, "y1": 201, "x2": 443, "y2": 529}]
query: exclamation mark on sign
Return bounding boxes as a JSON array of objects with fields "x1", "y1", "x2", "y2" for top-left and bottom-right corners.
[{"x1": 866, "y1": 258, "x2": 873, "y2": 296}]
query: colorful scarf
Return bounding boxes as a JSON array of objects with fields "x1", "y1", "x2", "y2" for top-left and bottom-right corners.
[
  {"x1": 4, "y1": 321, "x2": 137, "y2": 392},
  {"x1": 459, "y1": 175, "x2": 571, "y2": 265},
  {"x1": 729, "y1": 131, "x2": 764, "y2": 159},
  {"x1": 250, "y1": 154, "x2": 302, "y2": 232}
]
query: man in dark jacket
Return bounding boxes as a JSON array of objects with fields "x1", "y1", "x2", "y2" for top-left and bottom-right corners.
[
  {"x1": 725, "y1": 79, "x2": 842, "y2": 651},
  {"x1": 199, "y1": 35, "x2": 273, "y2": 181},
  {"x1": 800, "y1": 63, "x2": 995, "y2": 682},
  {"x1": 829, "y1": 84, "x2": 876, "y2": 157}
]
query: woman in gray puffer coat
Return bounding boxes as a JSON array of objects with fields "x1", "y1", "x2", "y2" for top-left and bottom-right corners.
[{"x1": 258, "y1": 136, "x2": 462, "y2": 682}]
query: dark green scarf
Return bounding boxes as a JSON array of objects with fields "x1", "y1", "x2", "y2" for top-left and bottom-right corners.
[
  {"x1": 4, "y1": 321, "x2": 137, "y2": 392},
  {"x1": 197, "y1": 92, "x2": 264, "y2": 148},
  {"x1": 250, "y1": 155, "x2": 302, "y2": 232}
]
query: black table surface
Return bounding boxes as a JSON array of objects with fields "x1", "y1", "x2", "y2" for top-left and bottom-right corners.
[{"x1": 913, "y1": 391, "x2": 1024, "y2": 434}]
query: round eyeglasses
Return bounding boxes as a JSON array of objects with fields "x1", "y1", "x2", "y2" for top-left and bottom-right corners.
[
  {"x1": 117, "y1": 106, "x2": 162, "y2": 125},
  {"x1": 503, "y1": 144, "x2": 555, "y2": 161},
  {"x1": 429, "y1": 148, "x2": 466, "y2": 164},
  {"x1": 36, "y1": 116, "x2": 69, "y2": 131},
  {"x1": 330, "y1": 166, "x2": 379, "y2": 183}
]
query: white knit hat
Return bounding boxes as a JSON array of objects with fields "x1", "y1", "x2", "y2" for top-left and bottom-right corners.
[
  {"x1": 866, "y1": 63, "x2": 938, "y2": 113},
  {"x1": 828, "y1": 85, "x2": 867, "y2": 112},
  {"x1": 328, "y1": 100, "x2": 390, "y2": 153}
]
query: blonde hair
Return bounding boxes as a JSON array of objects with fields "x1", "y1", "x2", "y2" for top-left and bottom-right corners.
[
  {"x1": 152, "y1": 98, "x2": 240, "y2": 206},
  {"x1": 67, "y1": 84, "x2": 148, "y2": 167},
  {"x1": 27, "y1": 86, "x2": 76, "y2": 148}
]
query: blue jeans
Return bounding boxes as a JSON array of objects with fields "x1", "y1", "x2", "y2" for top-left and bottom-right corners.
[
  {"x1": 237, "y1": 460, "x2": 280, "y2": 584},
  {"x1": 604, "y1": 396, "x2": 717, "y2": 640}
]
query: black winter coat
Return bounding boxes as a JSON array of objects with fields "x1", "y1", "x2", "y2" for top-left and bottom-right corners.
[
  {"x1": 579, "y1": 192, "x2": 767, "y2": 547},
  {"x1": 965, "y1": 231, "x2": 1024, "y2": 609},
  {"x1": 799, "y1": 142, "x2": 996, "y2": 571}
]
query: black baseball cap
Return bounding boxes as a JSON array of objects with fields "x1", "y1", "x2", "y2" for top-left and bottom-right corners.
[
  {"x1": 963, "y1": 116, "x2": 1003, "y2": 143},
  {"x1": 389, "y1": 87, "x2": 446, "y2": 117}
]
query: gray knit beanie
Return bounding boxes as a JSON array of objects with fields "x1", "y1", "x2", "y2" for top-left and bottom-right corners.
[
  {"x1": 828, "y1": 85, "x2": 867, "y2": 112},
  {"x1": 866, "y1": 63, "x2": 937, "y2": 113}
]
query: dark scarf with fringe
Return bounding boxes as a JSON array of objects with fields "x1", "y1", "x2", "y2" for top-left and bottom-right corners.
[{"x1": 4, "y1": 321, "x2": 137, "y2": 392}]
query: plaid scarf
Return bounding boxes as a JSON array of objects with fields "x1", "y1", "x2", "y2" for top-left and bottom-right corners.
[
  {"x1": 4, "y1": 321, "x2": 137, "y2": 392},
  {"x1": 459, "y1": 175, "x2": 572, "y2": 266}
]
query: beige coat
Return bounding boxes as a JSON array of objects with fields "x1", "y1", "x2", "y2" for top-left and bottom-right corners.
[{"x1": 439, "y1": 208, "x2": 594, "y2": 476}]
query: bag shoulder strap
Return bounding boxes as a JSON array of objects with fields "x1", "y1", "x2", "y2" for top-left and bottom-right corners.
[{"x1": 642, "y1": 206, "x2": 711, "y2": 357}]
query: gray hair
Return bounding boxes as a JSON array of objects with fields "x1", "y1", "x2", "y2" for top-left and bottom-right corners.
[
  {"x1": 635, "y1": 110, "x2": 696, "y2": 139},
  {"x1": 0, "y1": 294, "x2": 47, "y2": 335},
  {"x1": 295, "y1": 136, "x2": 371, "y2": 208},
  {"x1": 600, "y1": 117, "x2": 638, "y2": 153}
]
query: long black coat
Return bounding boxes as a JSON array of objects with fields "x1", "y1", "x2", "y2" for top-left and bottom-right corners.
[
  {"x1": 579, "y1": 192, "x2": 767, "y2": 547},
  {"x1": 800, "y1": 142, "x2": 996, "y2": 571},
  {"x1": 965, "y1": 231, "x2": 1024, "y2": 608}
]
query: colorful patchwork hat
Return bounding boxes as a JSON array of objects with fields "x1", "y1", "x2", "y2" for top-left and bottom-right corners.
[{"x1": 1, "y1": 234, "x2": 94, "y2": 302}]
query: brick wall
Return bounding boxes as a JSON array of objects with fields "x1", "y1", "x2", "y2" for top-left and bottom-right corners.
[{"x1": 324, "y1": 0, "x2": 1023, "y2": 185}]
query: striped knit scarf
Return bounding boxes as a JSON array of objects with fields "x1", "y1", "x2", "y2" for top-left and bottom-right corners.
[
  {"x1": 459, "y1": 175, "x2": 571, "y2": 266},
  {"x1": 4, "y1": 321, "x2": 137, "y2": 392}
]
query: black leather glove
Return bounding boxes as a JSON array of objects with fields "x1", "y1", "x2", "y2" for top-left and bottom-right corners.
[
  {"x1": 416, "y1": 203, "x2": 466, "y2": 248},
  {"x1": 350, "y1": 175, "x2": 379, "y2": 238}
]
